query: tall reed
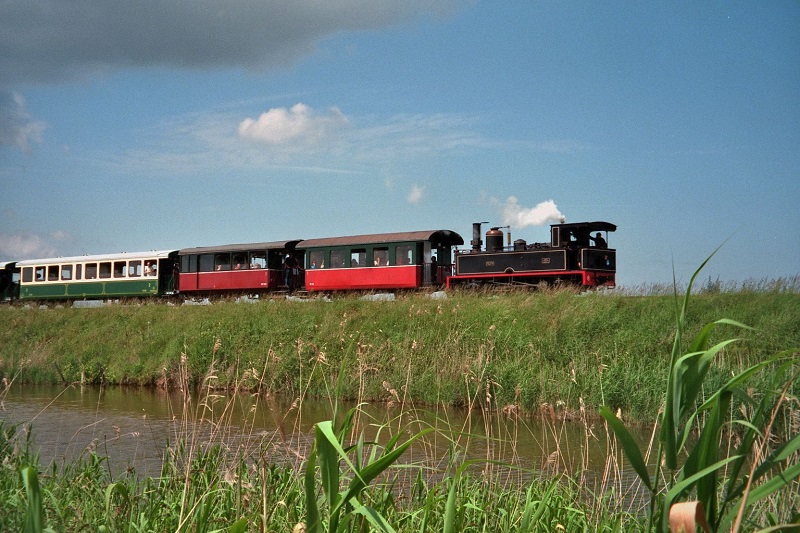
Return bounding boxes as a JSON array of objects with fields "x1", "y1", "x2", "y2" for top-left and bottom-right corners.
[{"x1": 601, "y1": 253, "x2": 800, "y2": 531}]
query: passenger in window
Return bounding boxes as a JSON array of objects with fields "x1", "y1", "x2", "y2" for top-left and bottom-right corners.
[{"x1": 310, "y1": 260, "x2": 317, "y2": 269}]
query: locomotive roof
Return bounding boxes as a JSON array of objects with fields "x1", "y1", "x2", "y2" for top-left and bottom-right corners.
[
  {"x1": 15, "y1": 250, "x2": 178, "y2": 266},
  {"x1": 552, "y1": 221, "x2": 617, "y2": 232},
  {"x1": 298, "y1": 230, "x2": 464, "y2": 249},
  {"x1": 178, "y1": 240, "x2": 302, "y2": 256}
]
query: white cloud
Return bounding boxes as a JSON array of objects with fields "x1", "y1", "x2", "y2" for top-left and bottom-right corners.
[
  {"x1": 0, "y1": 91, "x2": 46, "y2": 153},
  {"x1": 407, "y1": 184, "x2": 425, "y2": 204},
  {"x1": 494, "y1": 197, "x2": 564, "y2": 228},
  {"x1": 238, "y1": 103, "x2": 349, "y2": 145},
  {"x1": 0, "y1": 232, "x2": 71, "y2": 260}
]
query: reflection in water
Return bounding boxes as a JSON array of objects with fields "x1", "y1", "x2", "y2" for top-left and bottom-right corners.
[{"x1": 0, "y1": 384, "x2": 652, "y2": 494}]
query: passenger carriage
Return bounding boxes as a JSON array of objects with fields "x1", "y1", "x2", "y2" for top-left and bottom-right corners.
[
  {"x1": 298, "y1": 230, "x2": 464, "y2": 292},
  {"x1": 16, "y1": 250, "x2": 178, "y2": 300},
  {"x1": 177, "y1": 240, "x2": 302, "y2": 294}
]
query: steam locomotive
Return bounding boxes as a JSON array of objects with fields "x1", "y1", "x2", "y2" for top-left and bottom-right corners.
[{"x1": 0, "y1": 220, "x2": 615, "y2": 301}]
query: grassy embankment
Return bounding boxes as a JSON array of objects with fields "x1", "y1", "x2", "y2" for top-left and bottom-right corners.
[
  {"x1": 1, "y1": 287, "x2": 798, "y2": 421},
  {"x1": 0, "y1": 277, "x2": 798, "y2": 531}
]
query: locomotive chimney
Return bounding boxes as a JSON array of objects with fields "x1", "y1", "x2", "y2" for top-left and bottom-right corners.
[{"x1": 471, "y1": 222, "x2": 488, "y2": 252}]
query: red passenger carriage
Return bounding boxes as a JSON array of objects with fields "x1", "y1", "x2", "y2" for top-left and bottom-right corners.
[
  {"x1": 177, "y1": 240, "x2": 302, "y2": 294},
  {"x1": 298, "y1": 230, "x2": 463, "y2": 292}
]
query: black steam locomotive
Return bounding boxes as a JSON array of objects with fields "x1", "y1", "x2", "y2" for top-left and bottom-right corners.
[{"x1": 447, "y1": 221, "x2": 616, "y2": 288}]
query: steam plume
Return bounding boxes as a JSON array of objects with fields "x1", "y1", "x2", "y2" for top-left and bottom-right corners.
[{"x1": 497, "y1": 197, "x2": 564, "y2": 228}]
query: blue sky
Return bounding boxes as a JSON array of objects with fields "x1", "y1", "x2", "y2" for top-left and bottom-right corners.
[{"x1": 1, "y1": 1, "x2": 798, "y2": 287}]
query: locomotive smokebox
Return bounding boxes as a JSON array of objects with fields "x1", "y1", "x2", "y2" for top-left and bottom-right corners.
[{"x1": 486, "y1": 227, "x2": 504, "y2": 252}]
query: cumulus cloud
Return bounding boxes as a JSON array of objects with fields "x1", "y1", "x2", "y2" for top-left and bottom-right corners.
[
  {"x1": 495, "y1": 197, "x2": 564, "y2": 228},
  {"x1": 0, "y1": 232, "x2": 71, "y2": 260},
  {"x1": 0, "y1": 1, "x2": 460, "y2": 85},
  {"x1": 407, "y1": 184, "x2": 425, "y2": 204},
  {"x1": 238, "y1": 103, "x2": 349, "y2": 145},
  {"x1": 0, "y1": 91, "x2": 46, "y2": 152}
]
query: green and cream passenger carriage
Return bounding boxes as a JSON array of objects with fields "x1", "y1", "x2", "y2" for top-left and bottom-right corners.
[{"x1": 16, "y1": 250, "x2": 178, "y2": 300}]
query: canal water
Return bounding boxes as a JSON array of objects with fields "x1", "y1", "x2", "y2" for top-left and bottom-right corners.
[{"x1": 0, "y1": 384, "x2": 652, "y2": 500}]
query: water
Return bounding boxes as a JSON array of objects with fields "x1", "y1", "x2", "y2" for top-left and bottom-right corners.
[{"x1": 0, "y1": 384, "x2": 652, "y2": 499}]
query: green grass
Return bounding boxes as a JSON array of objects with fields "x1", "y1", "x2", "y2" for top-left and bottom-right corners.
[
  {"x1": 1, "y1": 286, "x2": 799, "y2": 421},
  {"x1": 0, "y1": 274, "x2": 797, "y2": 531}
]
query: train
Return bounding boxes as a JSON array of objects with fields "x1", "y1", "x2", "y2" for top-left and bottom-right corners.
[{"x1": 0, "y1": 220, "x2": 616, "y2": 302}]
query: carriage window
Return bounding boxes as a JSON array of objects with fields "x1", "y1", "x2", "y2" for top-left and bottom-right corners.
[
  {"x1": 48, "y1": 265, "x2": 59, "y2": 281},
  {"x1": 22, "y1": 267, "x2": 33, "y2": 283},
  {"x1": 197, "y1": 254, "x2": 213, "y2": 272},
  {"x1": 214, "y1": 253, "x2": 230, "y2": 271},
  {"x1": 232, "y1": 253, "x2": 248, "y2": 270},
  {"x1": 75, "y1": 264, "x2": 82, "y2": 280},
  {"x1": 114, "y1": 261, "x2": 126, "y2": 278},
  {"x1": 373, "y1": 248, "x2": 389, "y2": 266},
  {"x1": 249, "y1": 252, "x2": 267, "y2": 269},
  {"x1": 144, "y1": 261, "x2": 157, "y2": 276},
  {"x1": 128, "y1": 261, "x2": 142, "y2": 277},
  {"x1": 308, "y1": 250, "x2": 324, "y2": 269},
  {"x1": 396, "y1": 245, "x2": 414, "y2": 265},
  {"x1": 99, "y1": 262, "x2": 112, "y2": 279},
  {"x1": 350, "y1": 249, "x2": 366, "y2": 268},
  {"x1": 85, "y1": 263, "x2": 97, "y2": 279},
  {"x1": 330, "y1": 250, "x2": 346, "y2": 268},
  {"x1": 61, "y1": 265, "x2": 73, "y2": 280}
]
